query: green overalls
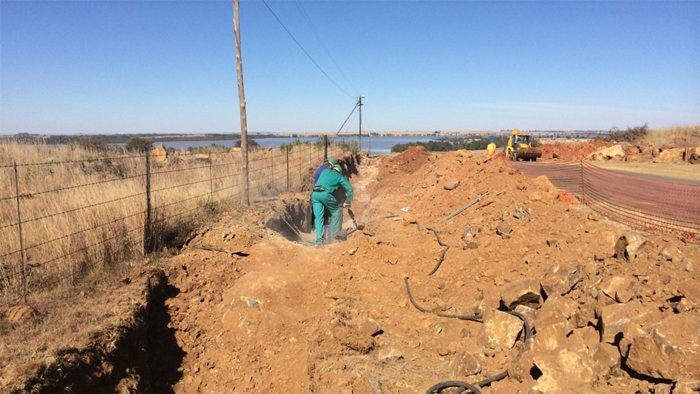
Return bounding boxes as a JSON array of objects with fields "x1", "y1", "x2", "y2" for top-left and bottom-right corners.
[{"x1": 311, "y1": 169, "x2": 353, "y2": 244}]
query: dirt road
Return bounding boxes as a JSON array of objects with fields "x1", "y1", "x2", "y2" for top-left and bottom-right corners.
[{"x1": 157, "y1": 148, "x2": 700, "y2": 393}]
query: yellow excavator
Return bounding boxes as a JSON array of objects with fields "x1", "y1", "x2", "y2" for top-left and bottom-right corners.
[{"x1": 506, "y1": 129, "x2": 542, "y2": 161}]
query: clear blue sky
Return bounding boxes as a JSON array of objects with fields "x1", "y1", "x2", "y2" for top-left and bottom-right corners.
[{"x1": 1, "y1": 0, "x2": 698, "y2": 134}]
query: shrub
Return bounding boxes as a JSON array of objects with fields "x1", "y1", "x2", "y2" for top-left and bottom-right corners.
[
  {"x1": 607, "y1": 124, "x2": 648, "y2": 143},
  {"x1": 125, "y1": 137, "x2": 152, "y2": 152}
]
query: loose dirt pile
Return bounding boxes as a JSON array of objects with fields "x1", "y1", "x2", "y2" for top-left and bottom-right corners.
[
  {"x1": 153, "y1": 147, "x2": 699, "y2": 393},
  {"x1": 538, "y1": 140, "x2": 611, "y2": 161}
]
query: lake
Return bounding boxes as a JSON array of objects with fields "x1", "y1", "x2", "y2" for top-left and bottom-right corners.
[{"x1": 158, "y1": 135, "x2": 441, "y2": 155}]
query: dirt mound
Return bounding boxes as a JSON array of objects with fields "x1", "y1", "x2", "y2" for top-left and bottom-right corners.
[
  {"x1": 146, "y1": 150, "x2": 699, "y2": 393},
  {"x1": 9, "y1": 150, "x2": 700, "y2": 393},
  {"x1": 382, "y1": 145, "x2": 432, "y2": 173},
  {"x1": 538, "y1": 140, "x2": 611, "y2": 161}
]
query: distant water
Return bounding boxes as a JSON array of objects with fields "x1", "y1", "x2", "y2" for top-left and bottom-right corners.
[{"x1": 158, "y1": 135, "x2": 439, "y2": 155}]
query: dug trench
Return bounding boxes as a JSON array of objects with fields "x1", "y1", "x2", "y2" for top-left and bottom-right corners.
[
  {"x1": 8, "y1": 149, "x2": 700, "y2": 393},
  {"x1": 14, "y1": 270, "x2": 185, "y2": 393}
]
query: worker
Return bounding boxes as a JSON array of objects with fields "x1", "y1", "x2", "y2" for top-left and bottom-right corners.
[
  {"x1": 486, "y1": 138, "x2": 497, "y2": 156},
  {"x1": 313, "y1": 157, "x2": 335, "y2": 183},
  {"x1": 312, "y1": 162, "x2": 353, "y2": 245}
]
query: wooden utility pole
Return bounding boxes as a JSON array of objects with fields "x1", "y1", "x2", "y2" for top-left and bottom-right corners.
[
  {"x1": 357, "y1": 96, "x2": 364, "y2": 153},
  {"x1": 233, "y1": 0, "x2": 250, "y2": 205}
]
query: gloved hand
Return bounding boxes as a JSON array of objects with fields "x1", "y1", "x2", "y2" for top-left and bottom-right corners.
[{"x1": 343, "y1": 202, "x2": 351, "y2": 208}]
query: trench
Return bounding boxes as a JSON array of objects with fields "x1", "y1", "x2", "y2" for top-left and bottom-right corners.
[
  {"x1": 265, "y1": 153, "x2": 362, "y2": 244},
  {"x1": 17, "y1": 270, "x2": 185, "y2": 393}
]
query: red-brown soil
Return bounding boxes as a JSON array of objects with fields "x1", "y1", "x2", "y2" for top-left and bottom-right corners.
[{"x1": 4, "y1": 147, "x2": 699, "y2": 393}]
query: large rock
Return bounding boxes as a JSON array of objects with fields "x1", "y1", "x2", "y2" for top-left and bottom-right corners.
[
  {"x1": 531, "y1": 330, "x2": 596, "y2": 393},
  {"x1": 599, "y1": 303, "x2": 661, "y2": 347},
  {"x1": 540, "y1": 264, "x2": 585, "y2": 297},
  {"x1": 599, "y1": 276, "x2": 637, "y2": 303},
  {"x1": 533, "y1": 296, "x2": 578, "y2": 352},
  {"x1": 654, "y1": 148, "x2": 684, "y2": 163},
  {"x1": 592, "y1": 342, "x2": 621, "y2": 378},
  {"x1": 479, "y1": 310, "x2": 524, "y2": 350},
  {"x1": 151, "y1": 143, "x2": 167, "y2": 163},
  {"x1": 443, "y1": 180, "x2": 460, "y2": 190},
  {"x1": 622, "y1": 231, "x2": 646, "y2": 259},
  {"x1": 450, "y1": 352, "x2": 481, "y2": 377},
  {"x1": 500, "y1": 279, "x2": 541, "y2": 309},
  {"x1": 591, "y1": 144, "x2": 625, "y2": 160},
  {"x1": 535, "y1": 295, "x2": 578, "y2": 329},
  {"x1": 626, "y1": 314, "x2": 700, "y2": 385}
]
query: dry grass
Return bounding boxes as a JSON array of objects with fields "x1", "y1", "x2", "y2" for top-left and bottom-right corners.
[
  {"x1": 644, "y1": 124, "x2": 700, "y2": 147},
  {"x1": 0, "y1": 141, "x2": 337, "y2": 305}
]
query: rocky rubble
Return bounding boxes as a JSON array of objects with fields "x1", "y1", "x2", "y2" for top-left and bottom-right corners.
[{"x1": 137, "y1": 146, "x2": 700, "y2": 393}]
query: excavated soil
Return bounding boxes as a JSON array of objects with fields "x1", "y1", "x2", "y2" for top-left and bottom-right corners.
[{"x1": 156, "y1": 147, "x2": 699, "y2": 393}]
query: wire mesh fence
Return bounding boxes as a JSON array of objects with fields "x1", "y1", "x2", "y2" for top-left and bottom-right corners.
[
  {"x1": 510, "y1": 160, "x2": 700, "y2": 241},
  {"x1": 0, "y1": 142, "x2": 346, "y2": 305}
]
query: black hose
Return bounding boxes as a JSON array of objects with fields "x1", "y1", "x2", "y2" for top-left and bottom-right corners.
[
  {"x1": 415, "y1": 287, "x2": 533, "y2": 394},
  {"x1": 425, "y1": 227, "x2": 450, "y2": 275},
  {"x1": 403, "y1": 277, "x2": 482, "y2": 322},
  {"x1": 426, "y1": 380, "x2": 481, "y2": 394}
]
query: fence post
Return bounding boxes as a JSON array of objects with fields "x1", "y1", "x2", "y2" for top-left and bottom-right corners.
[
  {"x1": 286, "y1": 145, "x2": 290, "y2": 191},
  {"x1": 144, "y1": 151, "x2": 152, "y2": 255},
  {"x1": 271, "y1": 149, "x2": 274, "y2": 190},
  {"x1": 13, "y1": 163, "x2": 27, "y2": 303},
  {"x1": 324, "y1": 135, "x2": 328, "y2": 160},
  {"x1": 209, "y1": 160, "x2": 214, "y2": 203}
]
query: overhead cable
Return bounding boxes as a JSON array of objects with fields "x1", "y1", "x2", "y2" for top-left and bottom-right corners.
[{"x1": 261, "y1": 0, "x2": 353, "y2": 99}]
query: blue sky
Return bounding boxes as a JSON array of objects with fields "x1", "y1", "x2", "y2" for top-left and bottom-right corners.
[{"x1": 1, "y1": 0, "x2": 698, "y2": 134}]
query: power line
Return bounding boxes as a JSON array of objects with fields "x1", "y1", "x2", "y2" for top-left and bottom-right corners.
[
  {"x1": 261, "y1": 0, "x2": 353, "y2": 99},
  {"x1": 294, "y1": 0, "x2": 357, "y2": 93}
]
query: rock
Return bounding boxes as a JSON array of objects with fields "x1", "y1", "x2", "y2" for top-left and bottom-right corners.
[
  {"x1": 592, "y1": 144, "x2": 625, "y2": 160},
  {"x1": 240, "y1": 296, "x2": 262, "y2": 309},
  {"x1": 378, "y1": 348, "x2": 404, "y2": 362},
  {"x1": 443, "y1": 180, "x2": 460, "y2": 190},
  {"x1": 625, "y1": 314, "x2": 700, "y2": 384},
  {"x1": 622, "y1": 231, "x2": 646, "y2": 259},
  {"x1": 569, "y1": 326, "x2": 600, "y2": 350},
  {"x1": 613, "y1": 236, "x2": 629, "y2": 260},
  {"x1": 479, "y1": 310, "x2": 524, "y2": 350},
  {"x1": 5, "y1": 304, "x2": 38, "y2": 325},
  {"x1": 546, "y1": 239, "x2": 558, "y2": 247},
  {"x1": 654, "y1": 148, "x2": 684, "y2": 163},
  {"x1": 540, "y1": 264, "x2": 584, "y2": 297},
  {"x1": 151, "y1": 143, "x2": 167, "y2": 163},
  {"x1": 599, "y1": 276, "x2": 637, "y2": 303},
  {"x1": 531, "y1": 333, "x2": 595, "y2": 393},
  {"x1": 532, "y1": 296, "x2": 578, "y2": 353},
  {"x1": 347, "y1": 247, "x2": 358, "y2": 256},
  {"x1": 450, "y1": 352, "x2": 481, "y2": 377},
  {"x1": 402, "y1": 214, "x2": 418, "y2": 225},
  {"x1": 500, "y1": 279, "x2": 541, "y2": 309},
  {"x1": 594, "y1": 254, "x2": 605, "y2": 262},
  {"x1": 533, "y1": 319, "x2": 571, "y2": 352},
  {"x1": 514, "y1": 305, "x2": 537, "y2": 328},
  {"x1": 513, "y1": 208, "x2": 530, "y2": 221},
  {"x1": 333, "y1": 325, "x2": 376, "y2": 354},
  {"x1": 599, "y1": 303, "x2": 661, "y2": 346},
  {"x1": 495, "y1": 221, "x2": 512, "y2": 236},
  {"x1": 461, "y1": 241, "x2": 479, "y2": 250},
  {"x1": 592, "y1": 343, "x2": 621, "y2": 378},
  {"x1": 461, "y1": 226, "x2": 480, "y2": 240}
]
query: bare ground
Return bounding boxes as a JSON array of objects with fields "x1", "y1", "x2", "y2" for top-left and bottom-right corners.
[{"x1": 2, "y1": 148, "x2": 699, "y2": 393}]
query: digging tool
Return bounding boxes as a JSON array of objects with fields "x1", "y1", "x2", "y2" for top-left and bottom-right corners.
[{"x1": 346, "y1": 206, "x2": 365, "y2": 230}]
